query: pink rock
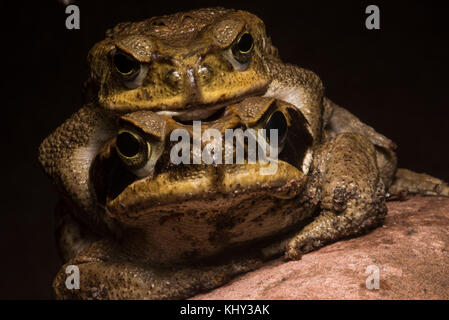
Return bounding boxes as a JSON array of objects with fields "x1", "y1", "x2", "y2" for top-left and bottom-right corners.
[{"x1": 192, "y1": 196, "x2": 449, "y2": 299}]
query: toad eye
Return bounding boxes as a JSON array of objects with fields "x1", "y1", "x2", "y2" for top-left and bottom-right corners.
[
  {"x1": 113, "y1": 52, "x2": 140, "y2": 77},
  {"x1": 115, "y1": 129, "x2": 151, "y2": 169},
  {"x1": 112, "y1": 50, "x2": 149, "y2": 89},
  {"x1": 236, "y1": 33, "x2": 254, "y2": 53},
  {"x1": 265, "y1": 111, "x2": 288, "y2": 146},
  {"x1": 231, "y1": 32, "x2": 254, "y2": 64}
]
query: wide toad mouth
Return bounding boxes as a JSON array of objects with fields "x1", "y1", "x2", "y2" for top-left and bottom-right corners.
[
  {"x1": 162, "y1": 102, "x2": 229, "y2": 123},
  {"x1": 105, "y1": 162, "x2": 307, "y2": 219},
  {"x1": 91, "y1": 146, "x2": 310, "y2": 212},
  {"x1": 158, "y1": 94, "x2": 253, "y2": 123}
]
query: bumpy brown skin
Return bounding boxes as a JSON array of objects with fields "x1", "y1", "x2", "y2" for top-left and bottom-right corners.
[{"x1": 40, "y1": 8, "x2": 449, "y2": 299}]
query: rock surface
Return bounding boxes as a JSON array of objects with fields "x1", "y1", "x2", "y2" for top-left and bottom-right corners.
[{"x1": 193, "y1": 196, "x2": 449, "y2": 299}]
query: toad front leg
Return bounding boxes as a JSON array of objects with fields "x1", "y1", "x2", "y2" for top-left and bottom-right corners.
[
  {"x1": 266, "y1": 133, "x2": 387, "y2": 260},
  {"x1": 53, "y1": 240, "x2": 264, "y2": 300}
]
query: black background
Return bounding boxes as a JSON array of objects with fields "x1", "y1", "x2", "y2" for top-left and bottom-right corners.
[{"x1": 1, "y1": 0, "x2": 448, "y2": 299}]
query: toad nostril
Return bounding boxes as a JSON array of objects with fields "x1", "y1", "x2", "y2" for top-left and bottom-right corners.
[
  {"x1": 197, "y1": 64, "x2": 213, "y2": 84},
  {"x1": 164, "y1": 69, "x2": 182, "y2": 89}
]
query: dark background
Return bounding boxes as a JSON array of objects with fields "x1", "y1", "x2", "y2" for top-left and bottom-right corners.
[{"x1": 1, "y1": 0, "x2": 448, "y2": 299}]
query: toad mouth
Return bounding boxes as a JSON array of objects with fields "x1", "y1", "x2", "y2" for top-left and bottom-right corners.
[
  {"x1": 167, "y1": 103, "x2": 227, "y2": 123},
  {"x1": 157, "y1": 94, "x2": 258, "y2": 123}
]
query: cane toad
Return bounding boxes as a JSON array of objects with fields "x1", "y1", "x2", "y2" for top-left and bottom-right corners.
[{"x1": 39, "y1": 8, "x2": 449, "y2": 299}]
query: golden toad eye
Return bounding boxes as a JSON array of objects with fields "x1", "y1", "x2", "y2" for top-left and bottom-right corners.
[
  {"x1": 113, "y1": 52, "x2": 140, "y2": 77},
  {"x1": 232, "y1": 33, "x2": 254, "y2": 63},
  {"x1": 115, "y1": 129, "x2": 151, "y2": 168},
  {"x1": 265, "y1": 111, "x2": 288, "y2": 145},
  {"x1": 236, "y1": 33, "x2": 254, "y2": 53}
]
